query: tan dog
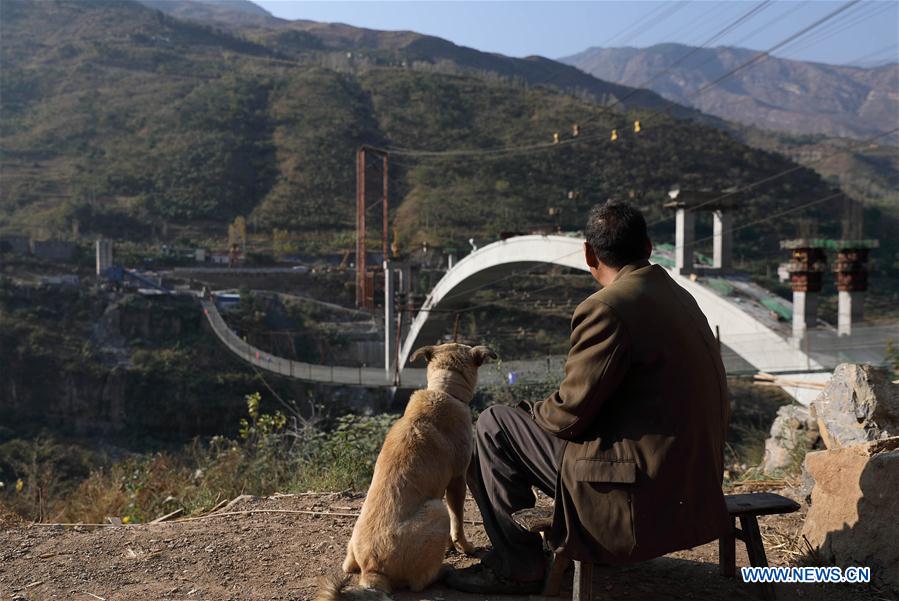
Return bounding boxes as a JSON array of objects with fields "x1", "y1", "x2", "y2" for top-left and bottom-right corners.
[{"x1": 317, "y1": 343, "x2": 496, "y2": 601}]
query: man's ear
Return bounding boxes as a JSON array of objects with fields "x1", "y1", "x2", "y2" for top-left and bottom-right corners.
[
  {"x1": 584, "y1": 241, "x2": 599, "y2": 269},
  {"x1": 471, "y1": 345, "x2": 497, "y2": 367},
  {"x1": 410, "y1": 345, "x2": 436, "y2": 364}
]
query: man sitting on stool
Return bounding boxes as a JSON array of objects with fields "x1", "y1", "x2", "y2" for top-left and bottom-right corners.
[{"x1": 445, "y1": 201, "x2": 731, "y2": 593}]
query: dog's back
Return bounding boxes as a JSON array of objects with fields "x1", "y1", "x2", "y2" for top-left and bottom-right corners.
[
  {"x1": 374, "y1": 390, "x2": 473, "y2": 501},
  {"x1": 328, "y1": 343, "x2": 495, "y2": 597},
  {"x1": 350, "y1": 390, "x2": 472, "y2": 574}
]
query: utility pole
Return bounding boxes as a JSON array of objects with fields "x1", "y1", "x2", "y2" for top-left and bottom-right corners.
[{"x1": 355, "y1": 146, "x2": 390, "y2": 310}]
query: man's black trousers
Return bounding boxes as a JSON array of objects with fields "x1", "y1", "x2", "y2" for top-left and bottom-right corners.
[{"x1": 466, "y1": 404, "x2": 566, "y2": 582}]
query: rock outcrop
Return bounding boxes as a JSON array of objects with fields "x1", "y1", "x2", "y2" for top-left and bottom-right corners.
[
  {"x1": 762, "y1": 404, "x2": 820, "y2": 475},
  {"x1": 811, "y1": 363, "x2": 899, "y2": 449},
  {"x1": 801, "y1": 437, "x2": 899, "y2": 594}
]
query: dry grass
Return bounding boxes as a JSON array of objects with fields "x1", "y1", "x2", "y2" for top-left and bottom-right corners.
[{"x1": 0, "y1": 501, "x2": 25, "y2": 528}]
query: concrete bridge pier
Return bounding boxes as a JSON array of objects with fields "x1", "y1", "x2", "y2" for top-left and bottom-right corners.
[
  {"x1": 781, "y1": 241, "x2": 826, "y2": 345},
  {"x1": 791, "y1": 290, "x2": 819, "y2": 342},
  {"x1": 675, "y1": 207, "x2": 695, "y2": 275},
  {"x1": 834, "y1": 246, "x2": 872, "y2": 337},
  {"x1": 712, "y1": 210, "x2": 733, "y2": 271},
  {"x1": 837, "y1": 291, "x2": 864, "y2": 336}
]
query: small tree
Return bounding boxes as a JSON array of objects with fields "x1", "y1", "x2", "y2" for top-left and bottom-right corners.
[{"x1": 228, "y1": 216, "x2": 247, "y2": 249}]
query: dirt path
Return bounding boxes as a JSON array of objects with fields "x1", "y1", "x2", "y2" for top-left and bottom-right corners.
[{"x1": 0, "y1": 493, "x2": 886, "y2": 601}]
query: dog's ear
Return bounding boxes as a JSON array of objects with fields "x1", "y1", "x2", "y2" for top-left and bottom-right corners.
[
  {"x1": 471, "y1": 345, "x2": 497, "y2": 367},
  {"x1": 410, "y1": 345, "x2": 436, "y2": 364}
]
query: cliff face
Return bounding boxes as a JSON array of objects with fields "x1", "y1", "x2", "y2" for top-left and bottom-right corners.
[
  {"x1": 0, "y1": 288, "x2": 253, "y2": 441},
  {"x1": 0, "y1": 284, "x2": 391, "y2": 443}
]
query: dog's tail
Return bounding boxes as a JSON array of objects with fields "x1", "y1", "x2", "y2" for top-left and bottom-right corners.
[{"x1": 315, "y1": 573, "x2": 392, "y2": 601}]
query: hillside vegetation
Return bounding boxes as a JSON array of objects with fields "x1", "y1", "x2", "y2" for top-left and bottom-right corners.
[{"x1": 1, "y1": 0, "x2": 849, "y2": 263}]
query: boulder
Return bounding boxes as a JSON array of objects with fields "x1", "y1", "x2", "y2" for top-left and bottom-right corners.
[
  {"x1": 811, "y1": 364, "x2": 899, "y2": 449},
  {"x1": 762, "y1": 404, "x2": 820, "y2": 475},
  {"x1": 801, "y1": 437, "x2": 899, "y2": 594}
]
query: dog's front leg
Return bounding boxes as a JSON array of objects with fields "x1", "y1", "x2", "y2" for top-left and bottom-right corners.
[{"x1": 445, "y1": 474, "x2": 475, "y2": 555}]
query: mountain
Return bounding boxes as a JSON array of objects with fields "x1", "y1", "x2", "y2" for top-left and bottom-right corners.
[
  {"x1": 136, "y1": 0, "x2": 278, "y2": 27},
  {"x1": 135, "y1": 1, "x2": 707, "y2": 121},
  {"x1": 2, "y1": 0, "x2": 889, "y2": 279},
  {"x1": 561, "y1": 44, "x2": 899, "y2": 141}
]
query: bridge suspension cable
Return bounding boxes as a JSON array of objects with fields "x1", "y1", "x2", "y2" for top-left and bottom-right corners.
[{"x1": 387, "y1": 125, "x2": 899, "y2": 235}]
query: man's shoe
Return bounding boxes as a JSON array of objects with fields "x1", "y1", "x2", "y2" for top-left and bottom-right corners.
[{"x1": 442, "y1": 563, "x2": 543, "y2": 595}]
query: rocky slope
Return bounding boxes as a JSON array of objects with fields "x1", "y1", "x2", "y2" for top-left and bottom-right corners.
[{"x1": 561, "y1": 43, "x2": 899, "y2": 141}]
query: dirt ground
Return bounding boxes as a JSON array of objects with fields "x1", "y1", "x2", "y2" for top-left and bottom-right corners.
[{"x1": 0, "y1": 492, "x2": 892, "y2": 601}]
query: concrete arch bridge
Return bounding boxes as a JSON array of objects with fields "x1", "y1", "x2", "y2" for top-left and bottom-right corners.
[
  {"x1": 394, "y1": 235, "x2": 844, "y2": 404},
  {"x1": 202, "y1": 235, "x2": 895, "y2": 404}
]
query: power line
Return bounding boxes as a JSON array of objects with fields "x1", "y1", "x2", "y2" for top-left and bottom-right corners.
[
  {"x1": 844, "y1": 41, "x2": 898, "y2": 67},
  {"x1": 391, "y1": 123, "x2": 899, "y2": 233},
  {"x1": 620, "y1": 1, "x2": 878, "y2": 119},
  {"x1": 672, "y1": 191, "x2": 846, "y2": 254},
  {"x1": 777, "y1": 1, "x2": 897, "y2": 59},
  {"x1": 644, "y1": 126, "x2": 899, "y2": 229},
  {"x1": 600, "y1": 2, "x2": 682, "y2": 48},
  {"x1": 611, "y1": 1, "x2": 692, "y2": 48},
  {"x1": 689, "y1": 0, "x2": 862, "y2": 99},
  {"x1": 388, "y1": 125, "x2": 899, "y2": 295},
  {"x1": 400, "y1": 193, "x2": 846, "y2": 348},
  {"x1": 431, "y1": 189, "x2": 848, "y2": 318},
  {"x1": 668, "y1": 2, "x2": 746, "y2": 47},
  {"x1": 376, "y1": 2, "x2": 887, "y2": 312},
  {"x1": 575, "y1": 0, "x2": 868, "y2": 138},
  {"x1": 591, "y1": 0, "x2": 774, "y2": 117},
  {"x1": 379, "y1": 0, "x2": 864, "y2": 160},
  {"x1": 715, "y1": 1, "x2": 811, "y2": 49}
]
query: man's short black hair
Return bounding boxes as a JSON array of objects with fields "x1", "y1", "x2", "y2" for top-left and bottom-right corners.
[{"x1": 585, "y1": 201, "x2": 651, "y2": 269}]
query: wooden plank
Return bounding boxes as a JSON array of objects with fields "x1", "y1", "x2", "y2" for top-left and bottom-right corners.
[
  {"x1": 725, "y1": 493, "x2": 799, "y2": 517},
  {"x1": 572, "y1": 561, "x2": 593, "y2": 601},
  {"x1": 719, "y1": 517, "x2": 736, "y2": 577},
  {"x1": 741, "y1": 516, "x2": 776, "y2": 601},
  {"x1": 543, "y1": 554, "x2": 572, "y2": 597}
]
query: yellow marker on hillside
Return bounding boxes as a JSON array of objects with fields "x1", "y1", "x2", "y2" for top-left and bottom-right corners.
[
  {"x1": 634, "y1": 120, "x2": 642, "y2": 133},
  {"x1": 610, "y1": 129, "x2": 618, "y2": 141}
]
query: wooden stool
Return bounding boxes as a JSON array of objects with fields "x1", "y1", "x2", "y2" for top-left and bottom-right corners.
[
  {"x1": 512, "y1": 492, "x2": 800, "y2": 601},
  {"x1": 720, "y1": 492, "x2": 801, "y2": 601}
]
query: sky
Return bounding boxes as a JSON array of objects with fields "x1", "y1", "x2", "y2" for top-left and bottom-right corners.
[{"x1": 254, "y1": 0, "x2": 899, "y2": 67}]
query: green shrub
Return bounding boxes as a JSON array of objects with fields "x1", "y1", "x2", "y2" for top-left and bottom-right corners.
[{"x1": 1, "y1": 393, "x2": 400, "y2": 524}]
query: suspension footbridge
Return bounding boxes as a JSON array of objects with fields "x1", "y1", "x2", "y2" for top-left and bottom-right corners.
[{"x1": 199, "y1": 235, "x2": 896, "y2": 404}]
